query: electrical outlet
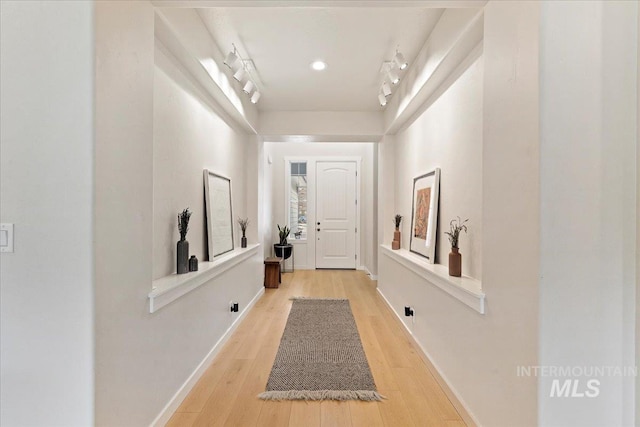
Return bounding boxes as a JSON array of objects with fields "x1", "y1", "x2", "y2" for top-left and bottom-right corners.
[{"x1": 0, "y1": 224, "x2": 14, "y2": 253}]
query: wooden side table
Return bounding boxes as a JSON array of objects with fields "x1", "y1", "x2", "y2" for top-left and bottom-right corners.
[{"x1": 264, "y1": 257, "x2": 282, "y2": 288}]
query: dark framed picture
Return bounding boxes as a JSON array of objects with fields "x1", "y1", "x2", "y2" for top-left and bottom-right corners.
[{"x1": 409, "y1": 168, "x2": 440, "y2": 262}]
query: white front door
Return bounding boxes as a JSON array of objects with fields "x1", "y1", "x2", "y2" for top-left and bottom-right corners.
[{"x1": 315, "y1": 161, "x2": 357, "y2": 269}]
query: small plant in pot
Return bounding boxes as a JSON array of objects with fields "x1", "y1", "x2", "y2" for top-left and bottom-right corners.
[
  {"x1": 394, "y1": 214, "x2": 403, "y2": 230},
  {"x1": 444, "y1": 217, "x2": 468, "y2": 277},
  {"x1": 274, "y1": 224, "x2": 292, "y2": 259},
  {"x1": 392, "y1": 214, "x2": 402, "y2": 250},
  {"x1": 237, "y1": 217, "x2": 249, "y2": 248},
  {"x1": 177, "y1": 208, "x2": 192, "y2": 274}
]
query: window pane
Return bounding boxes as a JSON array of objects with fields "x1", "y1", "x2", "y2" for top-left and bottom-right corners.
[{"x1": 289, "y1": 162, "x2": 307, "y2": 239}]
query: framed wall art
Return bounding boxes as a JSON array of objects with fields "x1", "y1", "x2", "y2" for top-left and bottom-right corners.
[
  {"x1": 204, "y1": 170, "x2": 234, "y2": 258},
  {"x1": 409, "y1": 168, "x2": 440, "y2": 262}
]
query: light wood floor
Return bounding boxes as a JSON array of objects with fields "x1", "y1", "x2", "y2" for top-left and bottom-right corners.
[{"x1": 167, "y1": 270, "x2": 466, "y2": 427}]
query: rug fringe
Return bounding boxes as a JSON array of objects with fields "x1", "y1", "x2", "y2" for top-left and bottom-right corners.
[
  {"x1": 289, "y1": 297, "x2": 348, "y2": 301},
  {"x1": 258, "y1": 390, "x2": 385, "y2": 401}
]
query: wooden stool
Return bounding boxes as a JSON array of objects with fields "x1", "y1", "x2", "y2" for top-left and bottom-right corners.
[{"x1": 264, "y1": 257, "x2": 282, "y2": 288}]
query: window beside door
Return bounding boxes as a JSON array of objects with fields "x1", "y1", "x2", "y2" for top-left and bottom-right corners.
[{"x1": 289, "y1": 162, "x2": 307, "y2": 240}]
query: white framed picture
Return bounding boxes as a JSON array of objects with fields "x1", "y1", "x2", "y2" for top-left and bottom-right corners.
[{"x1": 203, "y1": 170, "x2": 234, "y2": 258}]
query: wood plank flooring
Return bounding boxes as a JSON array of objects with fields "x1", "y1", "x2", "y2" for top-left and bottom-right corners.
[{"x1": 167, "y1": 270, "x2": 465, "y2": 427}]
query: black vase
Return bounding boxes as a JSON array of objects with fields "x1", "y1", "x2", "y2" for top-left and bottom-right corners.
[
  {"x1": 274, "y1": 243, "x2": 293, "y2": 260},
  {"x1": 241, "y1": 235, "x2": 247, "y2": 248},
  {"x1": 189, "y1": 255, "x2": 198, "y2": 272},
  {"x1": 177, "y1": 239, "x2": 189, "y2": 274}
]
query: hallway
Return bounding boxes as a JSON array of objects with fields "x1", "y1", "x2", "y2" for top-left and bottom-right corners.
[
  {"x1": 167, "y1": 270, "x2": 465, "y2": 427},
  {"x1": 2, "y1": 2, "x2": 638, "y2": 426}
]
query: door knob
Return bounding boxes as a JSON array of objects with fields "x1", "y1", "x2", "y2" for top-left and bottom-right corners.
[
  {"x1": 317, "y1": 228, "x2": 321, "y2": 232},
  {"x1": 317, "y1": 222, "x2": 320, "y2": 225}
]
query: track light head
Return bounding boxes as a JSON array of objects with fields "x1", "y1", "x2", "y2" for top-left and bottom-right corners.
[
  {"x1": 378, "y1": 92, "x2": 387, "y2": 107},
  {"x1": 387, "y1": 67, "x2": 400, "y2": 85},
  {"x1": 250, "y1": 91, "x2": 261, "y2": 104},
  {"x1": 233, "y1": 67, "x2": 246, "y2": 82},
  {"x1": 223, "y1": 50, "x2": 238, "y2": 69},
  {"x1": 381, "y1": 81, "x2": 392, "y2": 97},
  {"x1": 394, "y1": 51, "x2": 408, "y2": 70},
  {"x1": 243, "y1": 80, "x2": 254, "y2": 94}
]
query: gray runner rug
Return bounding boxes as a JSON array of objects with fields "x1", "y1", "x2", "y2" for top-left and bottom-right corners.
[{"x1": 258, "y1": 297, "x2": 383, "y2": 401}]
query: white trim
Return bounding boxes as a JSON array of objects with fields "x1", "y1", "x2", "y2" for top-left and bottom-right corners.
[
  {"x1": 376, "y1": 288, "x2": 480, "y2": 427},
  {"x1": 153, "y1": 1, "x2": 487, "y2": 8},
  {"x1": 358, "y1": 265, "x2": 378, "y2": 281},
  {"x1": 149, "y1": 244, "x2": 260, "y2": 313},
  {"x1": 150, "y1": 286, "x2": 265, "y2": 427},
  {"x1": 283, "y1": 156, "x2": 362, "y2": 270},
  {"x1": 380, "y1": 244, "x2": 484, "y2": 314}
]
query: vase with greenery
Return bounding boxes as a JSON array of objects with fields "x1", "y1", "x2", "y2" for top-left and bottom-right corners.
[
  {"x1": 392, "y1": 214, "x2": 402, "y2": 250},
  {"x1": 274, "y1": 224, "x2": 292, "y2": 259},
  {"x1": 177, "y1": 208, "x2": 192, "y2": 274},
  {"x1": 444, "y1": 217, "x2": 468, "y2": 277},
  {"x1": 238, "y1": 217, "x2": 249, "y2": 248}
]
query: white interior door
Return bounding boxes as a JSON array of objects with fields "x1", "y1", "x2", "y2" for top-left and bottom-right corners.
[{"x1": 315, "y1": 161, "x2": 357, "y2": 269}]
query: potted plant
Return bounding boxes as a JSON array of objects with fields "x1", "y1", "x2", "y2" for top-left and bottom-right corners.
[
  {"x1": 444, "y1": 217, "x2": 468, "y2": 277},
  {"x1": 392, "y1": 214, "x2": 402, "y2": 250},
  {"x1": 177, "y1": 208, "x2": 192, "y2": 274},
  {"x1": 237, "y1": 217, "x2": 249, "y2": 248},
  {"x1": 274, "y1": 224, "x2": 292, "y2": 259}
]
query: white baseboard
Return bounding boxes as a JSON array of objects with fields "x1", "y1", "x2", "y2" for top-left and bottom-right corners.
[
  {"x1": 358, "y1": 265, "x2": 378, "y2": 280},
  {"x1": 150, "y1": 286, "x2": 265, "y2": 427},
  {"x1": 376, "y1": 288, "x2": 479, "y2": 427}
]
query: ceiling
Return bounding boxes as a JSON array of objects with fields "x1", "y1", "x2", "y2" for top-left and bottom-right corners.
[{"x1": 197, "y1": 7, "x2": 443, "y2": 112}]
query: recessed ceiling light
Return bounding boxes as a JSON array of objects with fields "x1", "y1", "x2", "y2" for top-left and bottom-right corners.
[{"x1": 311, "y1": 61, "x2": 327, "y2": 71}]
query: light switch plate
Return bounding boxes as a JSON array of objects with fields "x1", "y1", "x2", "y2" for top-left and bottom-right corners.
[{"x1": 0, "y1": 224, "x2": 14, "y2": 253}]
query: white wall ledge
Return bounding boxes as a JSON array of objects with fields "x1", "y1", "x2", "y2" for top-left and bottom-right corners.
[
  {"x1": 380, "y1": 244, "x2": 485, "y2": 314},
  {"x1": 149, "y1": 244, "x2": 260, "y2": 313}
]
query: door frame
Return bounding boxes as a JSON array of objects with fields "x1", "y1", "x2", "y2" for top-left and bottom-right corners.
[{"x1": 284, "y1": 156, "x2": 361, "y2": 270}]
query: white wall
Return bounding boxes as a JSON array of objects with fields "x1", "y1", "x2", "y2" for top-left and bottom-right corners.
[
  {"x1": 264, "y1": 142, "x2": 376, "y2": 274},
  {"x1": 95, "y1": 3, "x2": 261, "y2": 425},
  {"x1": 378, "y1": 2, "x2": 540, "y2": 425},
  {"x1": 378, "y1": 136, "x2": 396, "y2": 250},
  {"x1": 153, "y1": 42, "x2": 248, "y2": 278},
  {"x1": 0, "y1": 2, "x2": 95, "y2": 425},
  {"x1": 539, "y1": 2, "x2": 638, "y2": 425},
  {"x1": 259, "y1": 111, "x2": 383, "y2": 140},
  {"x1": 637, "y1": 6, "x2": 640, "y2": 424},
  {"x1": 394, "y1": 52, "x2": 483, "y2": 277}
]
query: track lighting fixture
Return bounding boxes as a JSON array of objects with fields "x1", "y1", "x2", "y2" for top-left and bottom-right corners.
[
  {"x1": 394, "y1": 50, "x2": 408, "y2": 70},
  {"x1": 381, "y1": 81, "x2": 392, "y2": 97},
  {"x1": 233, "y1": 67, "x2": 246, "y2": 82},
  {"x1": 377, "y1": 47, "x2": 409, "y2": 108},
  {"x1": 378, "y1": 92, "x2": 387, "y2": 107},
  {"x1": 223, "y1": 49, "x2": 238, "y2": 69},
  {"x1": 387, "y1": 67, "x2": 400, "y2": 85},
  {"x1": 243, "y1": 80, "x2": 254, "y2": 94},
  {"x1": 223, "y1": 44, "x2": 261, "y2": 104}
]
